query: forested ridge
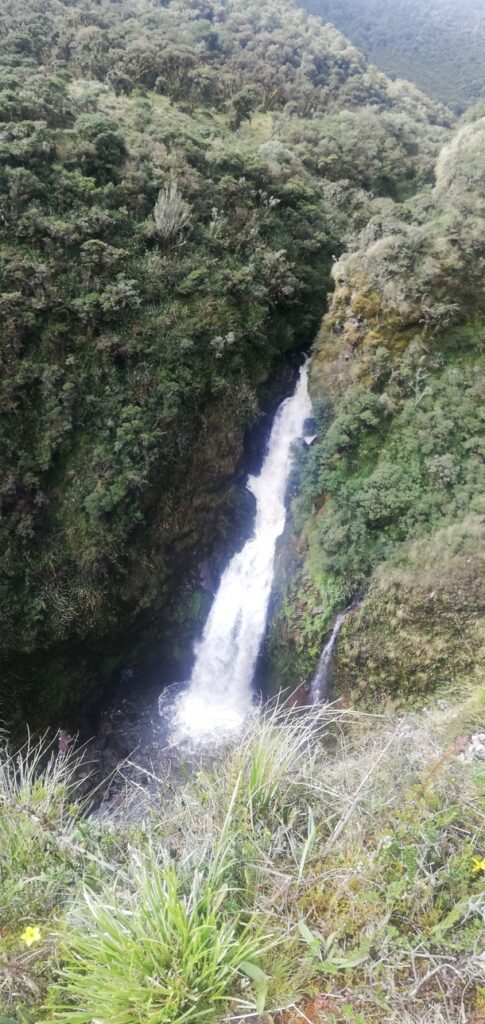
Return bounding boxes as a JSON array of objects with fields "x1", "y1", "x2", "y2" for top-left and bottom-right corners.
[
  {"x1": 297, "y1": 0, "x2": 485, "y2": 112},
  {"x1": 0, "y1": 0, "x2": 457, "y2": 725}
]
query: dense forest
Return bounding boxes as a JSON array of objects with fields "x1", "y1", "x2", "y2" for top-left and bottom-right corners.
[
  {"x1": 298, "y1": 0, "x2": 485, "y2": 112},
  {"x1": 0, "y1": 0, "x2": 456, "y2": 726}
]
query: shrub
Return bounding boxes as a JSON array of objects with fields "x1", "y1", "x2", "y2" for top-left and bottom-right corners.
[{"x1": 152, "y1": 182, "x2": 191, "y2": 241}]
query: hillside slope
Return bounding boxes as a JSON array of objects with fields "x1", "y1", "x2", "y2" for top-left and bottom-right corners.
[
  {"x1": 298, "y1": 0, "x2": 485, "y2": 112},
  {"x1": 269, "y1": 111, "x2": 485, "y2": 706},
  {"x1": 1, "y1": 697, "x2": 484, "y2": 1022}
]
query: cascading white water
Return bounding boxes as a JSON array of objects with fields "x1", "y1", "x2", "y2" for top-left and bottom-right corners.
[
  {"x1": 310, "y1": 600, "x2": 359, "y2": 703},
  {"x1": 310, "y1": 612, "x2": 347, "y2": 704},
  {"x1": 160, "y1": 360, "x2": 313, "y2": 749}
]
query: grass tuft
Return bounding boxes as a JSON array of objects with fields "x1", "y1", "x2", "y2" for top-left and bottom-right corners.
[{"x1": 47, "y1": 845, "x2": 264, "y2": 1024}]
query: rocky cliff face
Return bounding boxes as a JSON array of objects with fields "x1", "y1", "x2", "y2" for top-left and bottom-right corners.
[
  {"x1": 268, "y1": 114, "x2": 485, "y2": 706},
  {"x1": 333, "y1": 517, "x2": 484, "y2": 707}
]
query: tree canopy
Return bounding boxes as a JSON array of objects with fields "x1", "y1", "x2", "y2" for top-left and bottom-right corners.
[{"x1": 298, "y1": 0, "x2": 485, "y2": 112}]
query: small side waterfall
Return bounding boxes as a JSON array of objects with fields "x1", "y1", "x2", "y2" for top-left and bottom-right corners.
[
  {"x1": 310, "y1": 612, "x2": 347, "y2": 704},
  {"x1": 160, "y1": 360, "x2": 313, "y2": 749}
]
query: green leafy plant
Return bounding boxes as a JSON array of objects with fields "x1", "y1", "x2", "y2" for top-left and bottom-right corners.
[
  {"x1": 298, "y1": 920, "x2": 370, "y2": 975},
  {"x1": 47, "y1": 849, "x2": 264, "y2": 1024}
]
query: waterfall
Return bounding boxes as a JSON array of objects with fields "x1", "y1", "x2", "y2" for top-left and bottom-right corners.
[
  {"x1": 160, "y1": 360, "x2": 313, "y2": 749},
  {"x1": 309, "y1": 613, "x2": 346, "y2": 704},
  {"x1": 310, "y1": 603, "x2": 358, "y2": 703}
]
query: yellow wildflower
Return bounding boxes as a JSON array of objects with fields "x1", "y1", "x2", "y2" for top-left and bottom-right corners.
[
  {"x1": 21, "y1": 925, "x2": 41, "y2": 947},
  {"x1": 471, "y1": 856, "x2": 485, "y2": 874}
]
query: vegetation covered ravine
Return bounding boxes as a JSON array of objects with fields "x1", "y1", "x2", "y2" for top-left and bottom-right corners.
[
  {"x1": 1, "y1": 0, "x2": 484, "y2": 1021},
  {"x1": 297, "y1": 0, "x2": 485, "y2": 113},
  {"x1": 0, "y1": 0, "x2": 460, "y2": 730}
]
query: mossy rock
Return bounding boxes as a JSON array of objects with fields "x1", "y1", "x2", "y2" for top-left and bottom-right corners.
[{"x1": 333, "y1": 515, "x2": 485, "y2": 708}]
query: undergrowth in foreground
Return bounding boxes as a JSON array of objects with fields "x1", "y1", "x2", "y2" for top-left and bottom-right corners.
[{"x1": 0, "y1": 694, "x2": 484, "y2": 1023}]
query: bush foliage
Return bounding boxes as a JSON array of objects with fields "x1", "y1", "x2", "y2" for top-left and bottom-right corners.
[{"x1": 269, "y1": 114, "x2": 485, "y2": 693}]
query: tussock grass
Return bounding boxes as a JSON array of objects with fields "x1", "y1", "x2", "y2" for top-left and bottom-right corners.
[
  {"x1": 1, "y1": 700, "x2": 484, "y2": 1023},
  {"x1": 0, "y1": 732, "x2": 87, "y2": 924},
  {"x1": 47, "y1": 849, "x2": 264, "y2": 1024}
]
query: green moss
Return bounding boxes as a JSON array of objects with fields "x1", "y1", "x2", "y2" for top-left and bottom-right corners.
[{"x1": 332, "y1": 516, "x2": 485, "y2": 707}]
